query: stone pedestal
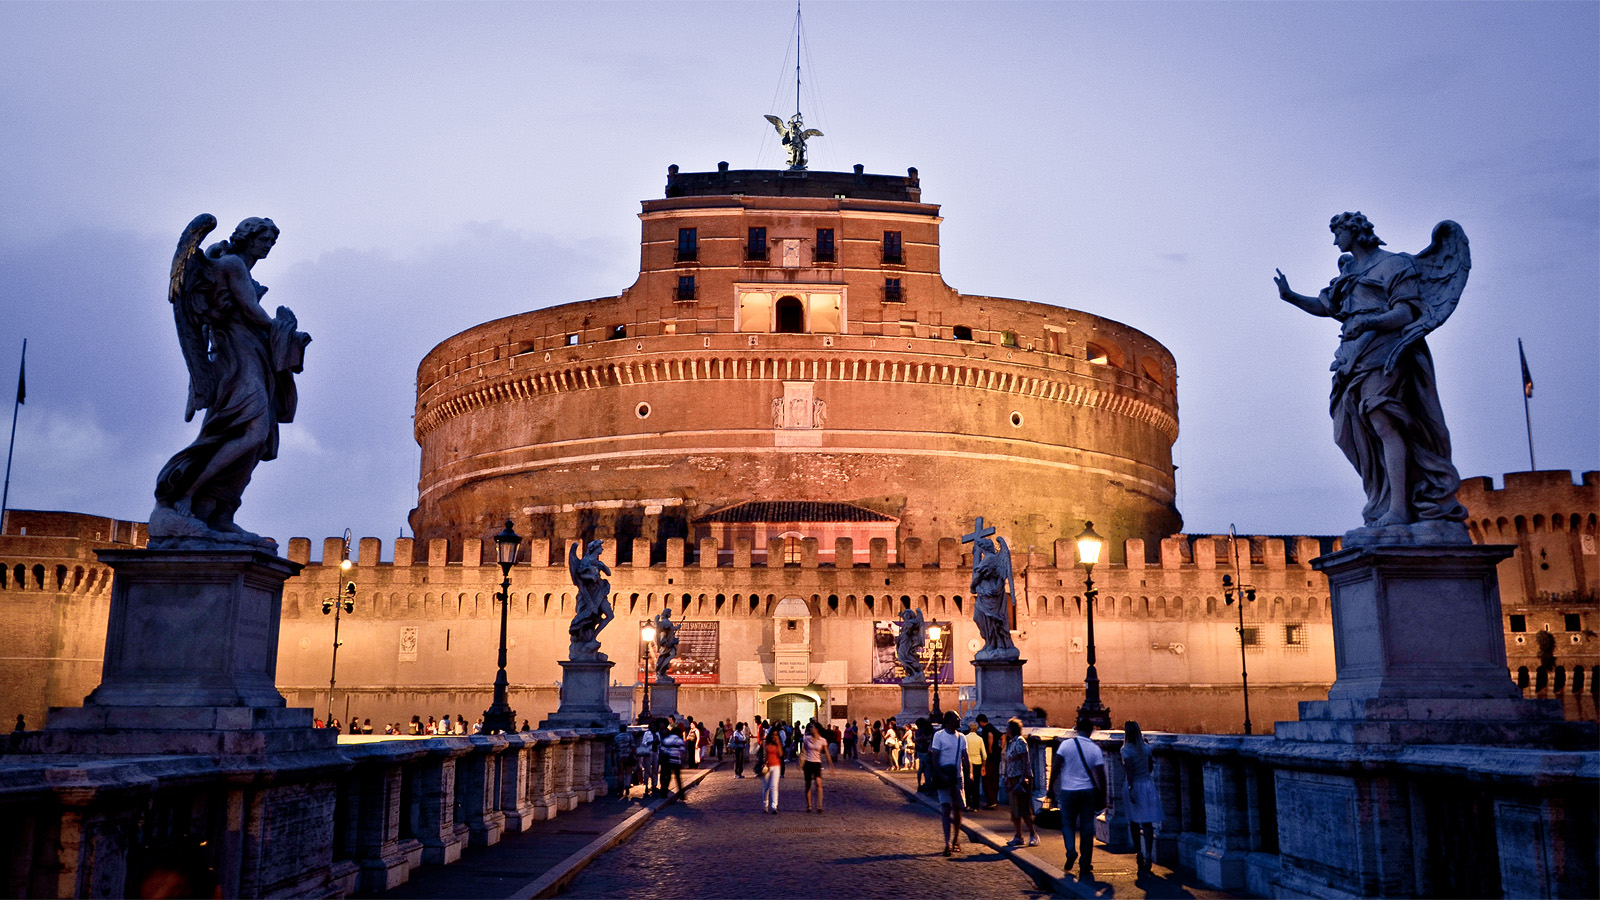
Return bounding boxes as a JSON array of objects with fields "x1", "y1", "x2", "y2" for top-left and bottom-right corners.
[
  {"x1": 646, "y1": 678, "x2": 679, "y2": 720},
  {"x1": 962, "y1": 657, "x2": 1043, "y2": 727},
  {"x1": 898, "y1": 680, "x2": 931, "y2": 723},
  {"x1": 540, "y1": 658, "x2": 622, "y2": 730},
  {"x1": 31, "y1": 548, "x2": 335, "y2": 755},
  {"x1": 1275, "y1": 544, "x2": 1586, "y2": 746}
]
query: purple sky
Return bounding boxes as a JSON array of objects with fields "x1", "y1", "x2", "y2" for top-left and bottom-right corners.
[{"x1": 1, "y1": 2, "x2": 1595, "y2": 551}]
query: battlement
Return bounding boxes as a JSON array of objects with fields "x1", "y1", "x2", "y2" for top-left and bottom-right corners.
[
  {"x1": 286, "y1": 530, "x2": 1339, "y2": 573},
  {"x1": 661, "y1": 163, "x2": 923, "y2": 203},
  {"x1": 1459, "y1": 470, "x2": 1600, "y2": 535}
]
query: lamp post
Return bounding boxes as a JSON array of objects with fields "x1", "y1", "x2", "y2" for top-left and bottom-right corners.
[
  {"x1": 481, "y1": 520, "x2": 522, "y2": 735},
  {"x1": 321, "y1": 529, "x2": 355, "y2": 726},
  {"x1": 640, "y1": 621, "x2": 657, "y2": 722},
  {"x1": 1224, "y1": 524, "x2": 1257, "y2": 735},
  {"x1": 1074, "y1": 521, "x2": 1112, "y2": 729},
  {"x1": 928, "y1": 623, "x2": 944, "y2": 716}
]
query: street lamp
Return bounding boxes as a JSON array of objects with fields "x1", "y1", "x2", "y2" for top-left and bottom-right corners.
[
  {"x1": 928, "y1": 623, "x2": 944, "y2": 716},
  {"x1": 1223, "y1": 524, "x2": 1257, "y2": 735},
  {"x1": 322, "y1": 529, "x2": 355, "y2": 728},
  {"x1": 1074, "y1": 521, "x2": 1112, "y2": 729},
  {"x1": 640, "y1": 621, "x2": 657, "y2": 722},
  {"x1": 481, "y1": 520, "x2": 522, "y2": 735}
]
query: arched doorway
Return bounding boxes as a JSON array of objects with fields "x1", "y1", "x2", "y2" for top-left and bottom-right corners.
[
  {"x1": 775, "y1": 296, "x2": 804, "y2": 333},
  {"x1": 767, "y1": 692, "x2": 817, "y2": 727}
]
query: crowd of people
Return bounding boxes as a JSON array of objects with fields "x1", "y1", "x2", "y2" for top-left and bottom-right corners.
[{"x1": 310, "y1": 713, "x2": 539, "y2": 736}]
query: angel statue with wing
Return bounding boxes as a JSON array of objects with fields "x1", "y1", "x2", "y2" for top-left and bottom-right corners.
[
  {"x1": 150, "y1": 215, "x2": 311, "y2": 548},
  {"x1": 1274, "y1": 212, "x2": 1471, "y2": 545},
  {"x1": 970, "y1": 535, "x2": 1020, "y2": 660},
  {"x1": 764, "y1": 112, "x2": 824, "y2": 171},
  {"x1": 567, "y1": 540, "x2": 615, "y2": 659},
  {"x1": 894, "y1": 608, "x2": 927, "y2": 683},
  {"x1": 652, "y1": 607, "x2": 680, "y2": 682}
]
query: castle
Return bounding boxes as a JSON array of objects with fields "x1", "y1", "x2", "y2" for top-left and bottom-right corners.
[{"x1": 2, "y1": 162, "x2": 1595, "y2": 733}]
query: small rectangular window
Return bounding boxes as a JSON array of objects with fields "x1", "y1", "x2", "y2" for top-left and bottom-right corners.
[
  {"x1": 815, "y1": 228, "x2": 835, "y2": 262},
  {"x1": 609, "y1": 325, "x2": 626, "y2": 340},
  {"x1": 1509, "y1": 614, "x2": 1527, "y2": 632},
  {"x1": 565, "y1": 333, "x2": 579, "y2": 346},
  {"x1": 882, "y1": 230, "x2": 903, "y2": 264},
  {"x1": 1240, "y1": 626, "x2": 1261, "y2": 647},
  {"x1": 1000, "y1": 330, "x2": 1018, "y2": 348},
  {"x1": 1284, "y1": 623, "x2": 1306, "y2": 645},
  {"x1": 884, "y1": 277, "x2": 903, "y2": 302},
  {"x1": 1565, "y1": 613, "x2": 1582, "y2": 632},
  {"x1": 747, "y1": 227, "x2": 767, "y2": 261},
  {"x1": 676, "y1": 275, "x2": 696, "y2": 302},
  {"x1": 676, "y1": 227, "x2": 697, "y2": 262},
  {"x1": 952, "y1": 325, "x2": 973, "y2": 341}
]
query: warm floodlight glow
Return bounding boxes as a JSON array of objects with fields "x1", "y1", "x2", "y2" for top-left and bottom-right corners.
[
  {"x1": 1075, "y1": 521, "x2": 1104, "y2": 568},
  {"x1": 641, "y1": 624, "x2": 657, "y2": 643}
]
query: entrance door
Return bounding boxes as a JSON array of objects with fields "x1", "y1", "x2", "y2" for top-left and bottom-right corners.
[{"x1": 766, "y1": 693, "x2": 817, "y2": 728}]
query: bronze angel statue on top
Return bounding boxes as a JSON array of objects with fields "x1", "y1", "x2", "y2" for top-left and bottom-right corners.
[
  {"x1": 765, "y1": 112, "x2": 823, "y2": 171},
  {"x1": 149, "y1": 215, "x2": 311, "y2": 548},
  {"x1": 1274, "y1": 213, "x2": 1471, "y2": 545}
]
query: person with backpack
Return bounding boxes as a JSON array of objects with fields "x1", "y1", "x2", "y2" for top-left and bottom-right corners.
[
  {"x1": 659, "y1": 724, "x2": 689, "y2": 802},
  {"x1": 638, "y1": 719, "x2": 662, "y2": 795},
  {"x1": 1054, "y1": 716, "x2": 1107, "y2": 881}
]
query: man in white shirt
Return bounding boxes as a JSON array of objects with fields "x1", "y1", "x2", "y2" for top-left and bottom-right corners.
[
  {"x1": 929, "y1": 711, "x2": 968, "y2": 856},
  {"x1": 1054, "y1": 717, "x2": 1106, "y2": 881}
]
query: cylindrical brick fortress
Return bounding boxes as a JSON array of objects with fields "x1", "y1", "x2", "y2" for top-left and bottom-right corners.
[{"x1": 411, "y1": 165, "x2": 1180, "y2": 561}]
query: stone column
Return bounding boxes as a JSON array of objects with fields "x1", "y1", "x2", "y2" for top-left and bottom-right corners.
[
  {"x1": 587, "y1": 732, "x2": 609, "y2": 798},
  {"x1": 353, "y1": 757, "x2": 420, "y2": 892},
  {"x1": 528, "y1": 732, "x2": 559, "y2": 820},
  {"x1": 1151, "y1": 743, "x2": 1185, "y2": 868},
  {"x1": 416, "y1": 743, "x2": 470, "y2": 864},
  {"x1": 497, "y1": 734, "x2": 536, "y2": 834},
  {"x1": 553, "y1": 732, "x2": 579, "y2": 812},
  {"x1": 456, "y1": 737, "x2": 507, "y2": 848},
  {"x1": 571, "y1": 734, "x2": 596, "y2": 803},
  {"x1": 1194, "y1": 752, "x2": 1250, "y2": 890}
]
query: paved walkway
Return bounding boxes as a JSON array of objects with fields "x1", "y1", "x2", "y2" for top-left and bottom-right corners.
[
  {"x1": 562, "y1": 762, "x2": 1052, "y2": 899},
  {"x1": 857, "y1": 759, "x2": 1237, "y2": 900}
]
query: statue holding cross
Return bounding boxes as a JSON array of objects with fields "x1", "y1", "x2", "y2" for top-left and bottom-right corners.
[{"x1": 963, "y1": 516, "x2": 1019, "y2": 660}]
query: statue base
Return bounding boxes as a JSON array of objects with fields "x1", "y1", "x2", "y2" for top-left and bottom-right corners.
[
  {"x1": 27, "y1": 548, "x2": 336, "y2": 755},
  {"x1": 963, "y1": 658, "x2": 1043, "y2": 727},
  {"x1": 541, "y1": 658, "x2": 622, "y2": 730},
  {"x1": 897, "y1": 680, "x2": 931, "y2": 723},
  {"x1": 1275, "y1": 544, "x2": 1595, "y2": 747},
  {"x1": 644, "y1": 679, "x2": 678, "y2": 721}
]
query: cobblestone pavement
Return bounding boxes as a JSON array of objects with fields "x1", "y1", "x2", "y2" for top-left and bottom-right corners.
[{"x1": 563, "y1": 763, "x2": 1052, "y2": 899}]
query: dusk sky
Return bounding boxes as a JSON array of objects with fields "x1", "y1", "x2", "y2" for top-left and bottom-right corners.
[{"x1": 1, "y1": 2, "x2": 1595, "y2": 553}]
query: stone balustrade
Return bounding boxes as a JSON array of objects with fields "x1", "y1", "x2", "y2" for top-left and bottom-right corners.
[
  {"x1": 0, "y1": 729, "x2": 616, "y2": 898},
  {"x1": 1019, "y1": 730, "x2": 1596, "y2": 899}
]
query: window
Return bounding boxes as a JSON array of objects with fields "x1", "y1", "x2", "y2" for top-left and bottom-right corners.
[
  {"x1": 746, "y1": 226, "x2": 767, "y2": 261},
  {"x1": 775, "y1": 296, "x2": 804, "y2": 333},
  {"x1": 1284, "y1": 623, "x2": 1306, "y2": 645},
  {"x1": 1565, "y1": 613, "x2": 1581, "y2": 632},
  {"x1": 884, "y1": 277, "x2": 903, "y2": 302},
  {"x1": 1239, "y1": 626, "x2": 1261, "y2": 647},
  {"x1": 1509, "y1": 614, "x2": 1527, "y2": 632},
  {"x1": 882, "y1": 230, "x2": 903, "y2": 264},
  {"x1": 609, "y1": 325, "x2": 626, "y2": 340},
  {"x1": 565, "y1": 333, "x2": 579, "y2": 346},
  {"x1": 815, "y1": 228, "x2": 835, "y2": 262},
  {"x1": 1000, "y1": 330, "x2": 1018, "y2": 348},
  {"x1": 952, "y1": 325, "x2": 973, "y2": 341},
  {"x1": 676, "y1": 227, "x2": 697, "y2": 262},
  {"x1": 783, "y1": 535, "x2": 803, "y2": 565},
  {"x1": 676, "y1": 275, "x2": 696, "y2": 302}
]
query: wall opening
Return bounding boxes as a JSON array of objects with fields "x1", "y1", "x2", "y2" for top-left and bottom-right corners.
[{"x1": 775, "y1": 296, "x2": 804, "y2": 333}]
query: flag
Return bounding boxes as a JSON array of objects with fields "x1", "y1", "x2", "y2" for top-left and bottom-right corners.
[{"x1": 1519, "y1": 338, "x2": 1533, "y2": 399}]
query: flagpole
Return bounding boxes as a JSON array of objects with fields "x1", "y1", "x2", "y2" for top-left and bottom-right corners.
[
  {"x1": 1, "y1": 338, "x2": 25, "y2": 536},
  {"x1": 1519, "y1": 338, "x2": 1536, "y2": 471}
]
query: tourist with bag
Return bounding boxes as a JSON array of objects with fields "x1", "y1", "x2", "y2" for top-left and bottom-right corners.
[
  {"x1": 1054, "y1": 716, "x2": 1107, "y2": 881},
  {"x1": 761, "y1": 729, "x2": 784, "y2": 813},
  {"x1": 1002, "y1": 718, "x2": 1041, "y2": 847},
  {"x1": 929, "y1": 711, "x2": 967, "y2": 857}
]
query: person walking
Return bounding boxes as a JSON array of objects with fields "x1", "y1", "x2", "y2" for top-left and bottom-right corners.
[
  {"x1": 884, "y1": 724, "x2": 903, "y2": 771},
  {"x1": 914, "y1": 717, "x2": 934, "y2": 792},
  {"x1": 801, "y1": 722, "x2": 834, "y2": 812},
  {"x1": 1054, "y1": 717, "x2": 1107, "y2": 881},
  {"x1": 761, "y1": 729, "x2": 785, "y2": 813},
  {"x1": 843, "y1": 720, "x2": 858, "y2": 759},
  {"x1": 1121, "y1": 720, "x2": 1163, "y2": 874},
  {"x1": 730, "y1": 722, "x2": 750, "y2": 777},
  {"x1": 639, "y1": 720, "x2": 662, "y2": 795},
  {"x1": 660, "y1": 724, "x2": 689, "y2": 801},
  {"x1": 1002, "y1": 718, "x2": 1040, "y2": 847},
  {"x1": 929, "y1": 710, "x2": 967, "y2": 857},
  {"x1": 962, "y1": 722, "x2": 987, "y2": 810},
  {"x1": 977, "y1": 714, "x2": 1002, "y2": 808},
  {"x1": 713, "y1": 721, "x2": 726, "y2": 760}
]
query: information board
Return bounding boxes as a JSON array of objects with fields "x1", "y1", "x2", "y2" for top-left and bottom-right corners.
[
  {"x1": 638, "y1": 620, "x2": 720, "y2": 684},
  {"x1": 871, "y1": 620, "x2": 954, "y2": 684}
]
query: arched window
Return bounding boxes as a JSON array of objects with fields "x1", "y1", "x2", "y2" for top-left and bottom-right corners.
[
  {"x1": 1554, "y1": 665, "x2": 1566, "y2": 692},
  {"x1": 1517, "y1": 666, "x2": 1530, "y2": 690},
  {"x1": 1572, "y1": 665, "x2": 1584, "y2": 695},
  {"x1": 1535, "y1": 666, "x2": 1548, "y2": 692},
  {"x1": 782, "y1": 534, "x2": 804, "y2": 565},
  {"x1": 775, "y1": 296, "x2": 804, "y2": 333}
]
